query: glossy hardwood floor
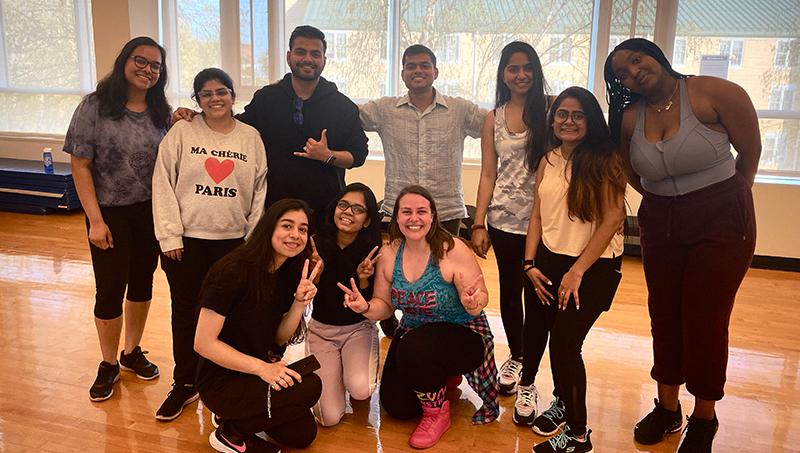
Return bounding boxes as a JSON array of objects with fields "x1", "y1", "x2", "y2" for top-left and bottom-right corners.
[{"x1": 1, "y1": 210, "x2": 799, "y2": 453}]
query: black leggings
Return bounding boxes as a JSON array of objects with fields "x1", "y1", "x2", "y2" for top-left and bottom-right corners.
[
  {"x1": 537, "y1": 243, "x2": 622, "y2": 436},
  {"x1": 88, "y1": 200, "x2": 160, "y2": 320},
  {"x1": 488, "y1": 226, "x2": 548, "y2": 381},
  {"x1": 160, "y1": 237, "x2": 243, "y2": 385},
  {"x1": 379, "y1": 322, "x2": 484, "y2": 420},
  {"x1": 200, "y1": 371, "x2": 322, "y2": 448}
]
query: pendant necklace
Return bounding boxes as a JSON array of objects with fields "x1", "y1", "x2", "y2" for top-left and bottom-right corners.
[{"x1": 648, "y1": 79, "x2": 679, "y2": 113}]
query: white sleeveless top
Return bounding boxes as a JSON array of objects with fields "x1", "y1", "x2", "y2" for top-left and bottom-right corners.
[
  {"x1": 538, "y1": 149, "x2": 623, "y2": 258},
  {"x1": 486, "y1": 105, "x2": 536, "y2": 235}
]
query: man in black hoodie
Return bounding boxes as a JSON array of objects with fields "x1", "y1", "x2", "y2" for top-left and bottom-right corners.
[{"x1": 237, "y1": 25, "x2": 369, "y2": 226}]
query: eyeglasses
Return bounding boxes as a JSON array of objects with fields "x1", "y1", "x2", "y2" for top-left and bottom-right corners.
[
  {"x1": 294, "y1": 97, "x2": 304, "y2": 125},
  {"x1": 554, "y1": 110, "x2": 586, "y2": 124},
  {"x1": 336, "y1": 200, "x2": 367, "y2": 215},
  {"x1": 197, "y1": 88, "x2": 232, "y2": 99},
  {"x1": 130, "y1": 55, "x2": 163, "y2": 73}
]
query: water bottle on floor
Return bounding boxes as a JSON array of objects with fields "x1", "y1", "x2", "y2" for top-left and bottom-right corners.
[{"x1": 43, "y1": 148, "x2": 54, "y2": 174}]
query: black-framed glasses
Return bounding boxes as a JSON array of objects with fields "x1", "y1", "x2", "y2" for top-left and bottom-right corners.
[
  {"x1": 554, "y1": 110, "x2": 586, "y2": 124},
  {"x1": 197, "y1": 88, "x2": 232, "y2": 99},
  {"x1": 336, "y1": 200, "x2": 367, "y2": 215},
  {"x1": 130, "y1": 55, "x2": 163, "y2": 73},
  {"x1": 294, "y1": 97, "x2": 304, "y2": 125}
]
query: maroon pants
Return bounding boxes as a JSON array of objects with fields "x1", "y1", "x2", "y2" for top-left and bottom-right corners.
[{"x1": 639, "y1": 173, "x2": 755, "y2": 401}]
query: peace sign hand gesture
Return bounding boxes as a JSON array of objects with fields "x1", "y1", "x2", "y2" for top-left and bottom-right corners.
[
  {"x1": 357, "y1": 246, "x2": 381, "y2": 281},
  {"x1": 309, "y1": 236, "x2": 324, "y2": 279},
  {"x1": 338, "y1": 278, "x2": 369, "y2": 315},
  {"x1": 459, "y1": 272, "x2": 487, "y2": 312},
  {"x1": 294, "y1": 259, "x2": 321, "y2": 308}
]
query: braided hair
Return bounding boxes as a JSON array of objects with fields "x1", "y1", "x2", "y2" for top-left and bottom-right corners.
[{"x1": 603, "y1": 38, "x2": 687, "y2": 145}]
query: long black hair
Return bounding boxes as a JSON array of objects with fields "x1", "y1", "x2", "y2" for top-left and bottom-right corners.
[
  {"x1": 604, "y1": 38, "x2": 687, "y2": 145},
  {"x1": 318, "y1": 183, "x2": 382, "y2": 255},
  {"x1": 389, "y1": 185, "x2": 455, "y2": 266},
  {"x1": 494, "y1": 42, "x2": 550, "y2": 174},
  {"x1": 94, "y1": 36, "x2": 171, "y2": 130},
  {"x1": 204, "y1": 199, "x2": 314, "y2": 344},
  {"x1": 546, "y1": 87, "x2": 626, "y2": 223}
]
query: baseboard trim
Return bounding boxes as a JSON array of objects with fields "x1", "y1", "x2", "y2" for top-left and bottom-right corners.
[
  {"x1": 624, "y1": 245, "x2": 800, "y2": 273},
  {"x1": 751, "y1": 255, "x2": 800, "y2": 272}
]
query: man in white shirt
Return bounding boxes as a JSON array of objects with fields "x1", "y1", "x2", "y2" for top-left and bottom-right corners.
[{"x1": 360, "y1": 44, "x2": 486, "y2": 235}]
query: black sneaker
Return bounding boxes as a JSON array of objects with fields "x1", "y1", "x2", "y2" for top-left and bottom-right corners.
[
  {"x1": 677, "y1": 414, "x2": 719, "y2": 453},
  {"x1": 89, "y1": 361, "x2": 120, "y2": 402},
  {"x1": 533, "y1": 427, "x2": 593, "y2": 453},
  {"x1": 380, "y1": 314, "x2": 399, "y2": 338},
  {"x1": 634, "y1": 398, "x2": 683, "y2": 445},
  {"x1": 156, "y1": 383, "x2": 200, "y2": 421},
  {"x1": 119, "y1": 346, "x2": 159, "y2": 380},
  {"x1": 532, "y1": 397, "x2": 566, "y2": 436},
  {"x1": 210, "y1": 420, "x2": 248, "y2": 453}
]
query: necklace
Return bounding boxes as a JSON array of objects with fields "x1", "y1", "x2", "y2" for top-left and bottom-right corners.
[{"x1": 648, "y1": 79, "x2": 679, "y2": 113}]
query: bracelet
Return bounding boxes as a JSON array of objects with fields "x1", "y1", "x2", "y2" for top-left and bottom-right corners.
[
  {"x1": 325, "y1": 151, "x2": 336, "y2": 165},
  {"x1": 356, "y1": 301, "x2": 371, "y2": 315},
  {"x1": 471, "y1": 224, "x2": 486, "y2": 231},
  {"x1": 524, "y1": 264, "x2": 536, "y2": 273},
  {"x1": 522, "y1": 259, "x2": 535, "y2": 272}
]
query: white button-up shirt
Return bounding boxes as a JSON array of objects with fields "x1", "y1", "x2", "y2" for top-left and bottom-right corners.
[{"x1": 360, "y1": 90, "x2": 486, "y2": 221}]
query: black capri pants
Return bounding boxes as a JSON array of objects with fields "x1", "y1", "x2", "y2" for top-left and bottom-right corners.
[{"x1": 87, "y1": 200, "x2": 160, "y2": 320}]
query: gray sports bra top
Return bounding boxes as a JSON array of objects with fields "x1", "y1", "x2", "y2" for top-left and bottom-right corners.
[{"x1": 630, "y1": 78, "x2": 735, "y2": 196}]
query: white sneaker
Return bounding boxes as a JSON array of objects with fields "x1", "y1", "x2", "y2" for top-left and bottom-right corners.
[
  {"x1": 498, "y1": 357, "x2": 523, "y2": 394},
  {"x1": 513, "y1": 383, "x2": 539, "y2": 426}
]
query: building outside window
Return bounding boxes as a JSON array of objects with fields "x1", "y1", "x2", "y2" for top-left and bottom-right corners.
[
  {"x1": 0, "y1": 0, "x2": 95, "y2": 135},
  {"x1": 673, "y1": 36, "x2": 687, "y2": 67},
  {"x1": 774, "y1": 38, "x2": 798, "y2": 69},
  {"x1": 549, "y1": 34, "x2": 572, "y2": 65},
  {"x1": 719, "y1": 38, "x2": 744, "y2": 68},
  {"x1": 769, "y1": 85, "x2": 796, "y2": 111},
  {"x1": 326, "y1": 31, "x2": 348, "y2": 62}
]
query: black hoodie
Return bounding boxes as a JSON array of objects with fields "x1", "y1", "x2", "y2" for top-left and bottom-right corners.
[{"x1": 237, "y1": 74, "x2": 369, "y2": 224}]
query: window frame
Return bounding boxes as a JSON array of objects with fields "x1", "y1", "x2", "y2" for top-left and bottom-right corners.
[{"x1": 719, "y1": 37, "x2": 745, "y2": 69}]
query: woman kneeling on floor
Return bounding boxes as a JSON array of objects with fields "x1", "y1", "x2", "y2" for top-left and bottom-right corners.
[
  {"x1": 340, "y1": 185, "x2": 499, "y2": 449},
  {"x1": 194, "y1": 199, "x2": 322, "y2": 453}
]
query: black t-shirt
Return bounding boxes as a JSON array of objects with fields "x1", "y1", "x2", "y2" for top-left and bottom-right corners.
[
  {"x1": 195, "y1": 261, "x2": 301, "y2": 391},
  {"x1": 311, "y1": 234, "x2": 375, "y2": 326}
]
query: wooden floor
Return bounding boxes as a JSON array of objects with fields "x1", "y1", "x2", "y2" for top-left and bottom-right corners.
[{"x1": 1, "y1": 210, "x2": 799, "y2": 453}]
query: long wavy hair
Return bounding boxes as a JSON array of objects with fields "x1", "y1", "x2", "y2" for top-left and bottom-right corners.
[
  {"x1": 389, "y1": 185, "x2": 455, "y2": 266},
  {"x1": 94, "y1": 36, "x2": 171, "y2": 130},
  {"x1": 546, "y1": 87, "x2": 627, "y2": 223},
  {"x1": 494, "y1": 41, "x2": 550, "y2": 173},
  {"x1": 318, "y1": 182, "x2": 382, "y2": 256},
  {"x1": 204, "y1": 199, "x2": 313, "y2": 345},
  {"x1": 604, "y1": 38, "x2": 687, "y2": 145}
]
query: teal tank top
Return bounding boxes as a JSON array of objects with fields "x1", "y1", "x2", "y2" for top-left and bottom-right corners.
[{"x1": 391, "y1": 241, "x2": 475, "y2": 329}]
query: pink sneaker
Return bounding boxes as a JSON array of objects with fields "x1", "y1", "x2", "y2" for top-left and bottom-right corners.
[
  {"x1": 409, "y1": 400, "x2": 451, "y2": 449},
  {"x1": 445, "y1": 375, "x2": 462, "y2": 390}
]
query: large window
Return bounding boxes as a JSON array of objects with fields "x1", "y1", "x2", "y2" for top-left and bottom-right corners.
[{"x1": 0, "y1": 0, "x2": 94, "y2": 135}]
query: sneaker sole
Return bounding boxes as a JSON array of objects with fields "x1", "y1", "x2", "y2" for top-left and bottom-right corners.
[
  {"x1": 209, "y1": 429, "x2": 242, "y2": 453},
  {"x1": 89, "y1": 373, "x2": 120, "y2": 402},
  {"x1": 408, "y1": 418, "x2": 451, "y2": 449},
  {"x1": 634, "y1": 422, "x2": 683, "y2": 445},
  {"x1": 156, "y1": 392, "x2": 200, "y2": 421},
  {"x1": 119, "y1": 364, "x2": 160, "y2": 380},
  {"x1": 533, "y1": 421, "x2": 566, "y2": 436}
]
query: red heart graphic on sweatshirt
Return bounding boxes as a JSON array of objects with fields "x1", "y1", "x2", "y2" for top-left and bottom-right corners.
[{"x1": 205, "y1": 158, "x2": 234, "y2": 184}]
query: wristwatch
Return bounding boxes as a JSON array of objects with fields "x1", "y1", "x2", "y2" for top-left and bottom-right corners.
[
  {"x1": 522, "y1": 259, "x2": 535, "y2": 272},
  {"x1": 326, "y1": 151, "x2": 337, "y2": 165}
]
